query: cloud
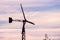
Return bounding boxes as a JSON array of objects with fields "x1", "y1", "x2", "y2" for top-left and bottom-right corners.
[
  {"x1": 0, "y1": 0, "x2": 60, "y2": 14},
  {"x1": 0, "y1": 11, "x2": 60, "y2": 29},
  {"x1": 21, "y1": 0, "x2": 60, "y2": 7},
  {"x1": 0, "y1": 29, "x2": 60, "y2": 40},
  {"x1": 0, "y1": 21, "x2": 7, "y2": 25},
  {"x1": 21, "y1": 0, "x2": 60, "y2": 12},
  {"x1": 0, "y1": 13, "x2": 23, "y2": 29},
  {"x1": 0, "y1": 0, "x2": 20, "y2": 14}
]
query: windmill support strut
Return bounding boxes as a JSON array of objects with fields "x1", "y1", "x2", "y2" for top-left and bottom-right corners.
[
  {"x1": 22, "y1": 31, "x2": 25, "y2": 40},
  {"x1": 22, "y1": 22, "x2": 26, "y2": 40}
]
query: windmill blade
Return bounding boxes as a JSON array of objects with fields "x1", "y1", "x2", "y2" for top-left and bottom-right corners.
[
  {"x1": 20, "y1": 4, "x2": 26, "y2": 20},
  {"x1": 26, "y1": 20, "x2": 35, "y2": 25}
]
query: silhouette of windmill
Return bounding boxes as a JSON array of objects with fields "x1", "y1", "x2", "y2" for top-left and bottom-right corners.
[
  {"x1": 43, "y1": 34, "x2": 51, "y2": 40},
  {"x1": 43, "y1": 34, "x2": 48, "y2": 40},
  {"x1": 9, "y1": 4, "x2": 35, "y2": 40}
]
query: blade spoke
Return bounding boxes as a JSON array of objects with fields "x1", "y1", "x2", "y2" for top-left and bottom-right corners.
[
  {"x1": 26, "y1": 21, "x2": 35, "y2": 25},
  {"x1": 20, "y1": 4, "x2": 26, "y2": 20}
]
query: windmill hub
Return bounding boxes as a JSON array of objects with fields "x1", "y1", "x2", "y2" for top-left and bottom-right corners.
[{"x1": 23, "y1": 20, "x2": 26, "y2": 22}]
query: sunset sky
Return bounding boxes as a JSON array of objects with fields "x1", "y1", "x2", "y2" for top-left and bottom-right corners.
[{"x1": 0, "y1": 0, "x2": 60, "y2": 40}]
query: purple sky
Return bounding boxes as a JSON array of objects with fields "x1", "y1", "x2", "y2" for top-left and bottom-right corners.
[{"x1": 0, "y1": 0, "x2": 60, "y2": 40}]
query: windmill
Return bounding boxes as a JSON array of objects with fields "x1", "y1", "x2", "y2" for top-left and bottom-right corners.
[
  {"x1": 9, "y1": 4, "x2": 35, "y2": 40},
  {"x1": 43, "y1": 34, "x2": 51, "y2": 40},
  {"x1": 43, "y1": 34, "x2": 48, "y2": 40}
]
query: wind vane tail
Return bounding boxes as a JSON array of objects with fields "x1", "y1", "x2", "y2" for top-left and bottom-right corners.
[{"x1": 20, "y1": 4, "x2": 26, "y2": 20}]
